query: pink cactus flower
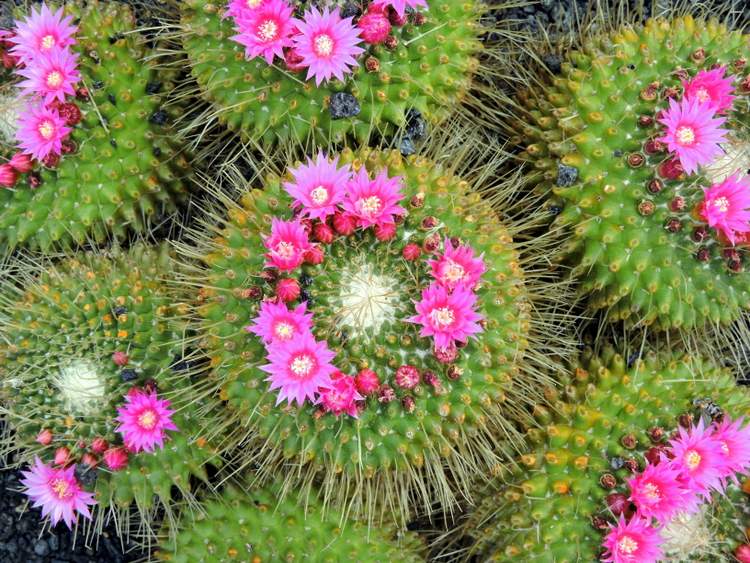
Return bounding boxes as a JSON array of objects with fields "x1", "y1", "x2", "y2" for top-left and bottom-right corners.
[
  {"x1": 230, "y1": 0, "x2": 298, "y2": 64},
  {"x1": 428, "y1": 238, "x2": 486, "y2": 291},
  {"x1": 683, "y1": 66, "x2": 736, "y2": 113},
  {"x1": 20, "y1": 457, "x2": 96, "y2": 530},
  {"x1": 292, "y1": 6, "x2": 364, "y2": 86},
  {"x1": 15, "y1": 102, "x2": 70, "y2": 161},
  {"x1": 657, "y1": 96, "x2": 729, "y2": 175},
  {"x1": 263, "y1": 218, "x2": 313, "y2": 271},
  {"x1": 318, "y1": 371, "x2": 362, "y2": 417},
  {"x1": 246, "y1": 300, "x2": 314, "y2": 344},
  {"x1": 407, "y1": 283, "x2": 484, "y2": 349},
  {"x1": 371, "y1": 0, "x2": 429, "y2": 18},
  {"x1": 284, "y1": 152, "x2": 351, "y2": 221},
  {"x1": 626, "y1": 462, "x2": 698, "y2": 524},
  {"x1": 114, "y1": 389, "x2": 178, "y2": 453},
  {"x1": 10, "y1": 3, "x2": 77, "y2": 65},
  {"x1": 669, "y1": 419, "x2": 730, "y2": 497},
  {"x1": 17, "y1": 47, "x2": 80, "y2": 104},
  {"x1": 601, "y1": 515, "x2": 663, "y2": 563},
  {"x1": 260, "y1": 331, "x2": 336, "y2": 406},
  {"x1": 712, "y1": 416, "x2": 750, "y2": 480},
  {"x1": 700, "y1": 173, "x2": 750, "y2": 245},
  {"x1": 342, "y1": 167, "x2": 406, "y2": 229}
]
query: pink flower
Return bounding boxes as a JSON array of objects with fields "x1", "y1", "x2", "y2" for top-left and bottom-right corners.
[
  {"x1": 114, "y1": 389, "x2": 178, "y2": 453},
  {"x1": 225, "y1": 0, "x2": 266, "y2": 21},
  {"x1": 407, "y1": 283, "x2": 484, "y2": 349},
  {"x1": 284, "y1": 152, "x2": 350, "y2": 220},
  {"x1": 601, "y1": 515, "x2": 663, "y2": 563},
  {"x1": 342, "y1": 167, "x2": 405, "y2": 229},
  {"x1": 668, "y1": 419, "x2": 729, "y2": 497},
  {"x1": 20, "y1": 457, "x2": 96, "y2": 530},
  {"x1": 18, "y1": 47, "x2": 80, "y2": 104},
  {"x1": 263, "y1": 218, "x2": 313, "y2": 271},
  {"x1": 15, "y1": 102, "x2": 70, "y2": 161},
  {"x1": 700, "y1": 173, "x2": 750, "y2": 245},
  {"x1": 428, "y1": 238, "x2": 486, "y2": 291},
  {"x1": 318, "y1": 371, "x2": 362, "y2": 417},
  {"x1": 371, "y1": 0, "x2": 429, "y2": 18},
  {"x1": 657, "y1": 97, "x2": 729, "y2": 174},
  {"x1": 246, "y1": 300, "x2": 313, "y2": 344},
  {"x1": 10, "y1": 3, "x2": 77, "y2": 65},
  {"x1": 712, "y1": 417, "x2": 750, "y2": 480},
  {"x1": 230, "y1": 0, "x2": 298, "y2": 64},
  {"x1": 260, "y1": 331, "x2": 336, "y2": 406},
  {"x1": 683, "y1": 66, "x2": 735, "y2": 113},
  {"x1": 292, "y1": 6, "x2": 364, "y2": 86},
  {"x1": 626, "y1": 462, "x2": 698, "y2": 524}
]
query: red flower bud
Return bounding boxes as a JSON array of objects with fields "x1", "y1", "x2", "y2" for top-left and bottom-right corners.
[
  {"x1": 54, "y1": 447, "x2": 71, "y2": 466},
  {"x1": 8, "y1": 152, "x2": 34, "y2": 173},
  {"x1": 402, "y1": 243, "x2": 421, "y2": 261},
  {"x1": 355, "y1": 368, "x2": 380, "y2": 395},
  {"x1": 304, "y1": 246, "x2": 324, "y2": 265},
  {"x1": 36, "y1": 429, "x2": 53, "y2": 446},
  {"x1": 394, "y1": 365, "x2": 420, "y2": 389},
  {"x1": 91, "y1": 437, "x2": 109, "y2": 454},
  {"x1": 375, "y1": 222, "x2": 397, "y2": 241},
  {"x1": 103, "y1": 447, "x2": 129, "y2": 471},
  {"x1": 112, "y1": 351, "x2": 129, "y2": 366},
  {"x1": 358, "y1": 9, "x2": 391, "y2": 44},
  {"x1": 313, "y1": 222, "x2": 334, "y2": 244},
  {"x1": 0, "y1": 163, "x2": 17, "y2": 187},
  {"x1": 276, "y1": 278, "x2": 300, "y2": 302},
  {"x1": 333, "y1": 212, "x2": 356, "y2": 236}
]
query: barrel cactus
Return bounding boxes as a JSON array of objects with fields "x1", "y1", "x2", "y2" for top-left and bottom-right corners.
[
  {"x1": 0, "y1": 1, "x2": 190, "y2": 251},
  {"x1": 463, "y1": 347, "x2": 750, "y2": 562},
  {"x1": 515, "y1": 16, "x2": 750, "y2": 330},
  {"x1": 0, "y1": 244, "x2": 220, "y2": 536}
]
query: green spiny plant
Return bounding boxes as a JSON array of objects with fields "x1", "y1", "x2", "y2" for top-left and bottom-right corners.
[
  {"x1": 0, "y1": 243, "x2": 221, "y2": 540},
  {"x1": 461, "y1": 347, "x2": 750, "y2": 562}
]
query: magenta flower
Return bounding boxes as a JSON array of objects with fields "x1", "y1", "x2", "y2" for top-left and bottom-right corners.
[
  {"x1": 230, "y1": 0, "x2": 298, "y2": 64},
  {"x1": 700, "y1": 173, "x2": 750, "y2": 245},
  {"x1": 260, "y1": 331, "x2": 336, "y2": 406},
  {"x1": 18, "y1": 47, "x2": 80, "y2": 104},
  {"x1": 627, "y1": 462, "x2": 698, "y2": 524},
  {"x1": 225, "y1": 0, "x2": 266, "y2": 21},
  {"x1": 372, "y1": 0, "x2": 429, "y2": 18},
  {"x1": 246, "y1": 300, "x2": 313, "y2": 344},
  {"x1": 318, "y1": 372, "x2": 363, "y2": 417},
  {"x1": 669, "y1": 419, "x2": 729, "y2": 497},
  {"x1": 342, "y1": 167, "x2": 405, "y2": 229},
  {"x1": 292, "y1": 7, "x2": 364, "y2": 86},
  {"x1": 428, "y1": 238, "x2": 486, "y2": 291},
  {"x1": 407, "y1": 283, "x2": 484, "y2": 349},
  {"x1": 712, "y1": 417, "x2": 750, "y2": 480},
  {"x1": 263, "y1": 218, "x2": 313, "y2": 271},
  {"x1": 683, "y1": 66, "x2": 735, "y2": 113},
  {"x1": 115, "y1": 389, "x2": 178, "y2": 453},
  {"x1": 10, "y1": 3, "x2": 77, "y2": 65},
  {"x1": 15, "y1": 102, "x2": 70, "y2": 161},
  {"x1": 657, "y1": 97, "x2": 729, "y2": 175},
  {"x1": 20, "y1": 457, "x2": 96, "y2": 530},
  {"x1": 284, "y1": 152, "x2": 351, "y2": 221},
  {"x1": 601, "y1": 515, "x2": 663, "y2": 563}
]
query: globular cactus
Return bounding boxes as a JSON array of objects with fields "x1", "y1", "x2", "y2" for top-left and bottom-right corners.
[
  {"x1": 178, "y1": 0, "x2": 482, "y2": 148},
  {"x1": 0, "y1": 1, "x2": 190, "y2": 251},
  {"x1": 463, "y1": 347, "x2": 750, "y2": 562},
  {"x1": 516, "y1": 16, "x2": 750, "y2": 330},
  {"x1": 155, "y1": 483, "x2": 425, "y2": 562},
  {"x1": 0, "y1": 244, "x2": 220, "y2": 536}
]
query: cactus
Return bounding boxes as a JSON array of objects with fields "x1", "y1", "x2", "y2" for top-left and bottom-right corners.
[
  {"x1": 0, "y1": 244, "x2": 221, "y2": 537},
  {"x1": 515, "y1": 16, "x2": 750, "y2": 329},
  {"x1": 155, "y1": 483, "x2": 425, "y2": 562},
  {"x1": 463, "y1": 347, "x2": 750, "y2": 562},
  {"x1": 0, "y1": 1, "x2": 190, "y2": 251},
  {"x1": 177, "y1": 0, "x2": 482, "y2": 148}
]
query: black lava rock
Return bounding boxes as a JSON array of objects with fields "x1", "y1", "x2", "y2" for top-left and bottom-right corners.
[
  {"x1": 120, "y1": 368, "x2": 138, "y2": 382},
  {"x1": 149, "y1": 109, "x2": 168, "y2": 126},
  {"x1": 399, "y1": 137, "x2": 417, "y2": 157},
  {"x1": 541, "y1": 53, "x2": 562, "y2": 75},
  {"x1": 328, "y1": 92, "x2": 360, "y2": 120},
  {"x1": 556, "y1": 163, "x2": 579, "y2": 187},
  {"x1": 340, "y1": 2, "x2": 361, "y2": 19},
  {"x1": 405, "y1": 109, "x2": 427, "y2": 140}
]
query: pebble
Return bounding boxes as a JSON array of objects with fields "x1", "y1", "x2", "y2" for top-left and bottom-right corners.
[
  {"x1": 328, "y1": 93, "x2": 361, "y2": 120},
  {"x1": 556, "y1": 163, "x2": 579, "y2": 187}
]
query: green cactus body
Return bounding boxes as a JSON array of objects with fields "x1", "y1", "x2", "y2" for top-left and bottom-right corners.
[
  {"x1": 179, "y1": 1, "x2": 481, "y2": 146},
  {"x1": 466, "y1": 348, "x2": 750, "y2": 561},
  {"x1": 518, "y1": 16, "x2": 750, "y2": 329},
  {"x1": 0, "y1": 244, "x2": 219, "y2": 529},
  {"x1": 156, "y1": 484, "x2": 425, "y2": 563},
  {"x1": 183, "y1": 148, "x2": 534, "y2": 520},
  {"x1": 0, "y1": 1, "x2": 190, "y2": 251}
]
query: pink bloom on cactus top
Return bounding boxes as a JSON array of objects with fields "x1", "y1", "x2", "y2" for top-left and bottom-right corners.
[
  {"x1": 10, "y1": 3, "x2": 77, "y2": 65},
  {"x1": 15, "y1": 102, "x2": 70, "y2": 161},
  {"x1": 318, "y1": 372, "x2": 362, "y2": 417},
  {"x1": 284, "y1": 152, "x2": 350, "y2": 221},
  {"x1": 263, "y1": 218, "x2": 313, "y2": 271},
  {"x1": 342, "y1": 167, "x2": 406, "y2": 229},
  {"x1": 371, "y1": 0, "x2": 429, "y2": 18},
  {"x1": 429, "y1": 238, "x2": 486, "y2": 291},
  {"x1": 407, "y1": 283, "x2": 483, "y2": 349},
  {"x1": 700, "y1": 173, "x2": 750, "y2": 245},
  {"x1": 683, "y1": 66, "x2": 735, "y2": 113},
  {"x1": 657, "y1": 97, "x2": 728, "y2": 175},
  {"x1": 626, "y1": 462, "x2": 698, "y2": 524},
  {"x1": 225, "y1": 0, "x2": 266, "y2": 21},
  {"x1": 669, "y1": 419, "x2": 729, "y2": 497},
  {"x1": 601, "y1": 515, "x2": 663, "y2": 563},
  {"x1": 231, "y1": 0, "x2": 298, "y2": 65},
  {"x1": 246, "y1": 300, "x2": 313, "y2": 344},
  {"x1": 712, "y1": 417, "x2": 750, "y2": 480},
  {"x1": 292, "y1": 7, "x2": 364, "y2": 86},
  {"x1": 114, "y1": 389, "x2": 178, "y2": 453},
  {"x1": 18, "y1": 47, "x2": 80, "y2": 104},
  {"x1": 260, "y1": 331, "x2": 336, "y2": 406},
  {"x1": 20, "y1": 457, "x2": 96, "y2": 530}
]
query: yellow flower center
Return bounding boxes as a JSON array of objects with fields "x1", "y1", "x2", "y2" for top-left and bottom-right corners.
[
  {"x1": 358, "y1": 196, "x2": 382, "y2": 215},
  {"x1": 443, "y1": 261, "x2": 466, "y2": 283},
  {"x1": 713, "y1": 196, "x2": 730, "y2": 213},
  {"x1": 290, "y1": 354, "x2": 314, "y2": 377},
  {"x1": 38, "y1": 120, "x2": 55, "y2": 140},
  {"x1": 676, "y1": 125, "x2": 696, "y2": 146},
  {"x1": 257, "y1": 19, "x2": 278, "y2": 42},
  {"x1": 41, "y1": 35, "x2": 56, "y2": 50},
  {"x1": 138, "y1": 409, "x2": 157, "y2": 430},
  {"x1": 247, "y1": 0, "x2": 261, "y2": 7},
  {"x1": 275, "y1": 241, "x2": 296, "y2": 260},
  {"x1": 51, "y1": 478, "x2": 71, "y2": 500},
  {"x1": 686, "y1": 449, "x2": 702, "y2": 471},
  {"x1": 314, "y1": 34, "x2": 334, "y2": 57},
  {"x1": 644, "y1": 482, "x2": 661, "y2": 501},
  {"x1": 274, "y1": 322, "x2": 294, "y2": 340},
  {"x1": 430, "y1": 307, "x2": 455, "y2": 327},
  {"x1": 695, "y1": 87, "x2": 710, "y2": 102},
  {"x1": 46, "y1": 71, "x2": 63, "y2": 88},
  {"x1": 618, "y1": 536, "x2": 639, "y2": 555},
  {"x1": 310, "y1": 186, "x2": 329, "y2": 205}
]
